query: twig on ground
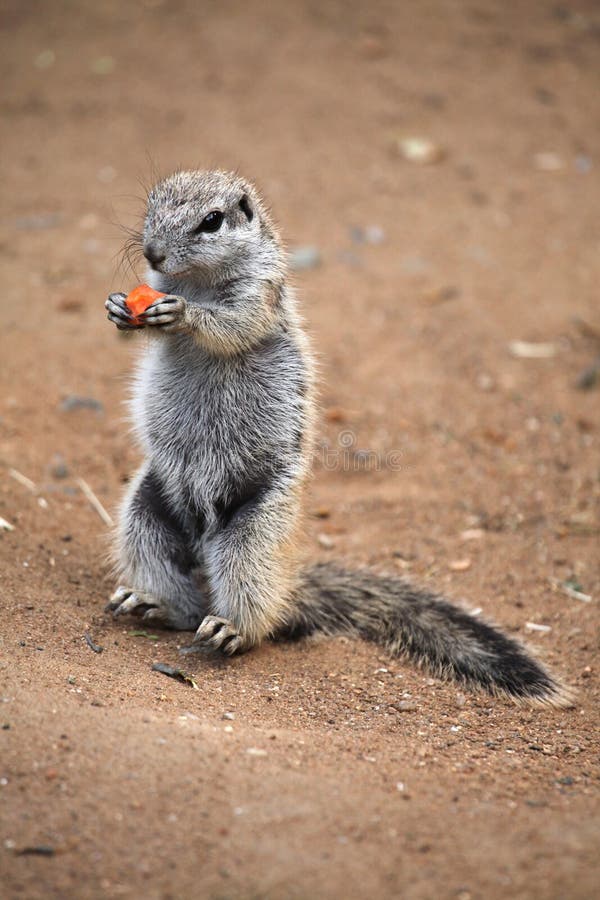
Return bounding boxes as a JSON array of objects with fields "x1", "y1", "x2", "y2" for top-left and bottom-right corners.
[
  {"x1": 76, "y1": 477, "x2": 113, "y2": 527},
  {"x1": 550, "y1": 577, "x2": 592, "y2": 603},
  {"x1": 84, "y1": 632, "x2": 103, "y2": 654},
  {"x1": 152, "y1": 662, "x2": 199, "y2": 689}
]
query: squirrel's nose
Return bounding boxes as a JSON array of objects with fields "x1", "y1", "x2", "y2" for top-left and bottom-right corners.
[{"x1": 143, "y1": 241, "x2": 166, "y2": 268}]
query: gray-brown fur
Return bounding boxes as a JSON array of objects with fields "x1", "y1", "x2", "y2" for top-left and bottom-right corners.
[{"x1": 105, "y1": 169, "x2": 572, "y2": 707}]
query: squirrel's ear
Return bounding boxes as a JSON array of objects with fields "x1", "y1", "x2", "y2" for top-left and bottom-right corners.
[{"x1": 239, "y1": 194, "x2": 254, "y2": 222}]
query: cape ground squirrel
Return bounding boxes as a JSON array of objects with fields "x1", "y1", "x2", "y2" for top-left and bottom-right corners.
[{"x1": 105, "y1": 169, "x2": 571, "y2": 707}]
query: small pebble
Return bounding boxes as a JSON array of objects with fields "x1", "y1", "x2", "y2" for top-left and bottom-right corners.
[
  {"x1": 391, "y1": 700, "x2": 418, "y2": 712},
  {"x1": 575, "y1": 155, "x2": 592, "y2": 174},
  {"x1": 14, "y1": 213, "x2": 61, "y2": 231},
  {"x1": 97, "y1": 166, "x2": 117, "y2": 184},
  {"x1": 59, "y1": 395, "x2": 104, "y2": 414},
  {"x1": 460, "y1": 529, "x2": 484, "y2": 541},
  {"x1": 349, "y1": 225, "x2": 385, "y2": 245},
  {"x1": 91, "y1": 56, "x2": 115, "y2": 75},
  {"x1": 449, "y1": 558, "x2": 472, "y2": 572},
  {"x1": 16, "y1": 845, "x2": 55, "y2": 857},
  {"x1": 420, "y1": 285, "x2": 460, "y2": 305},
  {"x1": 395, "y1": 136, "x2": 446, "y2": 165},
  {"x1": 49, "y1": 454, "x2": 69, "y2": 479},
  {"x1": 576, "y1": 359, "x2": 600, "y2": 391},
  {"x1": 79, "y1": 213, "x2": 99, "y2": 230},
  {"x1": 324, "y1": 407, "x2": 348, "y2": 423},
  {"x1": 525, "y1": 622, "x2": 552, "y2": 633},
  {"x1": 289, "y1": 246, "x2": 321, "y2": 271},
  {"x1": 34, "y1": 50, "x2": 55, "y2": 70},
  {"x1": 476, "y1": 373, "x2": 495, "y2": 392},
  {"x1": 337, "y1": 249, "x2": 362, "y2": 267},
  {"x1": 509, "y1": 340, "x2": 557, "y2": 359},
  {"x1": 317, "y1": 533, "x2": 335, "y2": 549},
  {"x1": 222, "y1": 711, "x2": 235, "y2": 720},
  {"x1": 533, "y1": 152, "x2": 564, "y2": 171},
  {"x1": 246, "y1": 747, "x2": 267, "y2": 757},
  {"x1": 364, "y1": 225, "x2": 385, "y2": 244}
]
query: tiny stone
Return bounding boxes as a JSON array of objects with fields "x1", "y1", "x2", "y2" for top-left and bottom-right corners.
[
  {"x1": 476, "y1": 373, "x2": 495, "y2": 391},
  {"x1": 14, "y1": 213, "x2": 61, "y2": 231},
  {"x1": 364, "y1": 225, "x2": 385, "y2": 244},
  {"x1": 246, "y1": 747, "x2": 267, "y2": 757},
  {"x1": 222, "y1": 711, "x2": 235, "y2": 720},
  {"x1": 575, "y1": 155, "x2": 592, "y2": 174},
  {"x1": 324, "y1": 407, "x2": 348, "y2": 423},
  {"x1": 449, "y1": 558, "x2": 472, "y2": 571},
  {"x1": 79, "y1": 213, "x2": 99, "y2": 230},
  {"x1": 97, "y1": 166, "x2": 117, "y2": 184},
  {"x1": 395, "y1": 136, "x2": 446, "y2": 165},
  {"x1": 289, "y1": 246, "x2": 321, "y2": 271},
  {"x1": 34, "y1": 50, "x2": 55, "y2": 69},
  {"x1": 576, "y1": 360, "x2": 600, "y2": 391},
  {"x1": 349, "y1": 225, "x2": 366, "y2": 244},
  {"x1": 337, "y1": 249, "x2": 362, "y2": 267},
  {"x1": 420, "y1": 285, "x2": 460, "y2": 305},
  {"x1": 460, "y1": 529, "x2": 484, "y2": 541},
  {"x1": 509, "y1": 340, "x2": 557, "y2": 359},
  {"x1": 49, "y1": 454, "x2": 69, "y2": 479},
  {"x1": 317, "y1": 533, "x2": 335, "y2": 549},
  {"x1": 91, "y1": 56, "x2": 115, "y2": 75},
  {"x1": 59, "y1": 395, "x2": 104, "y2": 414},
  {"x1": 533, "y1": 152, "x2": 564, "y2": 171},
  {"x1": 525, "y1": 622, "x2": 552, "y2": 633},
  {"x1": 392, "y1": 700, "x2": 418, "y2": 712},
  {"x1": 400, "y1": 255, "x2": 429, "y2": 275}
]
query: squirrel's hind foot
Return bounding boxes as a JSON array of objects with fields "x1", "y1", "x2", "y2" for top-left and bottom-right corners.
[{"x1": 105, "y1": 585, "x2": 199, "y2": 631}]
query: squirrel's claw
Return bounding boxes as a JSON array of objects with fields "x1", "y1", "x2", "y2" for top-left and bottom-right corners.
[
  {"x1": 139, "y1": 294, "x2": 186, "y2": 329},
  {"x1": 185, "y1": 615, "x2": 244, "y2": 656},
  {"x1": 105, "y1": 293, "x2": 144, "y2": 330}
]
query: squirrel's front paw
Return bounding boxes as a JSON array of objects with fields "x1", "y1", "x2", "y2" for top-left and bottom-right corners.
[
  {"x1": 105, "y1": 292, "x2": 144, "y2": 330},
  {"x1": 139, "y1": 295, "x2": 186, "y2": 331},
  {"x1": 181, "y1": 615, "x2": 244, "y2": 656}
]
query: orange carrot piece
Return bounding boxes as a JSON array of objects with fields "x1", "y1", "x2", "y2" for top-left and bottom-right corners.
[{"x1": 125, "y1": 284, "x2": 166, "y2": 321}]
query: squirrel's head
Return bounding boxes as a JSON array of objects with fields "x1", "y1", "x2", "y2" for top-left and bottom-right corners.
[{"x1": 142, "y1": 170, "x2": 281, "y2": 281}]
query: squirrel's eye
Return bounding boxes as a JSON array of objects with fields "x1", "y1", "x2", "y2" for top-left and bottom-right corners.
[{"x1": 194, "y1": 210, "x2": 224, "y2": 234}]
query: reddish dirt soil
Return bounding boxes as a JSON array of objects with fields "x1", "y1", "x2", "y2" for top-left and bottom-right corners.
[{"x1": 1, "y1": 2, "x2": 599, "y2": 898}]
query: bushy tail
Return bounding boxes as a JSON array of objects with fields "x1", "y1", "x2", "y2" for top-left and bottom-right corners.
[{"x1": 277, "y1": 563, "x2": 573, "y2": 708}]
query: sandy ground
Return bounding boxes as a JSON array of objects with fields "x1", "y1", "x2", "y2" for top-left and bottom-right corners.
[{"x1": 1, "y1": 1, "x2": 599, "y2": 898}]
